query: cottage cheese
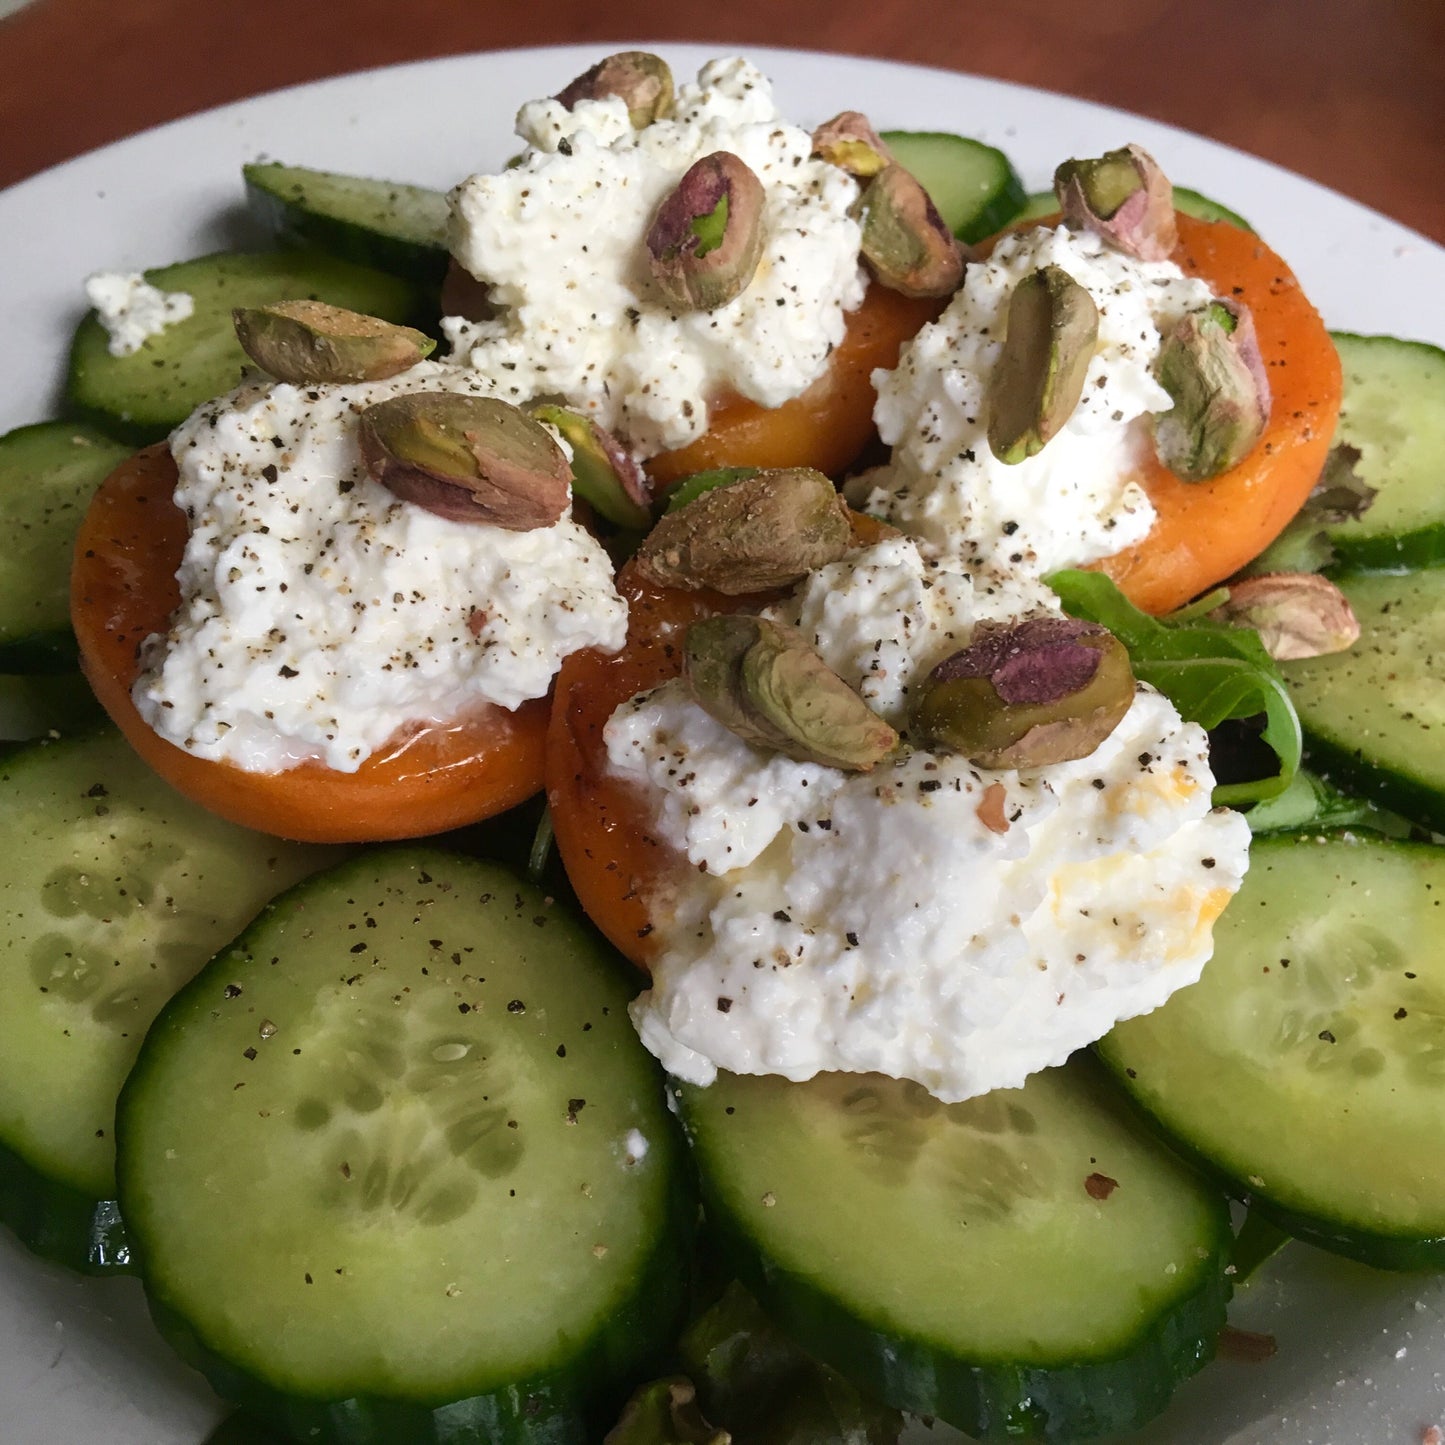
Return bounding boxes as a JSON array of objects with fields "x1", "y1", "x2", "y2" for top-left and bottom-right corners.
[
  {"x1": 134, "y1": 362, "x2": 626, "y2": 774},
  {"x1": 85, "y1": 271, "x2": 194, "y2": 357},
  {"x1": 864, "y1": 224, "x2": 1214, "y2": 580},
  {"x1": 608, "y1": 537, "x2": 1250, "y2": 1102},
  {"x1": 445, "y1": 56, "x2": 866, "y2": 460}
]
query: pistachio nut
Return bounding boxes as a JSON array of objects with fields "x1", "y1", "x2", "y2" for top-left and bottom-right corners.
[
  {"x1": 556, "y1": 51, "x2": 675, "y2": 128},
  {"x1": 1054, "y1": 144, "x2": 1178, "y2": 262},
  {"x1": 1210, "y1": 573, "x2": 1360, "y2": 661},
  {"x1": 685, "y1": 615, "x2": 899, "y2": 771},
  {"x1": 528, "y1": 403, "x2": 652, "y2": 530},
  {"x1": 358, "y1": 392, "x2": 570, "y2": 530},
  {"x1": 853, "y1": 163, "x2": 965, "y2": 299},
  {"x1": 985, "y1": 265, "x2": 1099, "y2": 464},
  {"x1": 603, "y1": 1376, "x2": 730, "y2": 1445},
  {"x1": 634, "y1": 467, "x2": 852, "y2": 594},
  {"x1": 647, "y1": 152, "x2": 767, "y2": 312},
  {"x1": 910, "y1": 617, "x2": 1135, "y2": 769},
  {"x1": 1153, "y1": 298, "x2": 1271, "y2": 481},
  {"x1": 811, "y1": 111, "x2": 892, "y2": 177},
  {"x1": 232, "y1": 300, "x2": 434, "y2": 384}
]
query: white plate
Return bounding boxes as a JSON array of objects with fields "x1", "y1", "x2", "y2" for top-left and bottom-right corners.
[{"x1": 1, "y1": 42, "x2": 1443, "y2": 1445}]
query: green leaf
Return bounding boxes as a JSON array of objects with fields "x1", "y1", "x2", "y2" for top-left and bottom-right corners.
[
  {"x1": 678, "y1": 1282, "x2": 903, "y2": 1444},
  {"x1": 1047, "y1": 569, "x2": 1302, "y2": 806},
  {"x1": 1243, "y1": 767, "x2": 1414, "y2": 838}
]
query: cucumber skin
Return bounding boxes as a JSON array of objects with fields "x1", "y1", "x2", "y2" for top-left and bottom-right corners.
[
  {"x1": 0, "y1": 1135, "x2": 131, "y2": 1274},
  {"x1": 1096, "y1": 1037, "x2": 1445, "y2": 1273},
  {"x1": 1304, "y1": 737, "x2": 1445, "y2": 838},
  {"x1": 133, "y1": 1116, "x2": 697, "y2": 1445},
  {"x1": 0, "y1": 418, "x2": 133, "y2": 671},
  {"x1": 142, "y1": 1171, "x2": 695, "y2": 1445},
  {"x1": 1324, "y1": 333, "x2": 1445, "y2": 572},
  {"x1": 1283, "y1": 570, "x2": 1445, "y2": 835},
  {"x1": 694, "y1": 1156, "x2": 1230, "y2": 1442},
  {"x1": 116, "y1": 849, "x2": 698, "y2": 1445},
  {"x1": 1015, "y1": 187, "x2": 1254, "y2": 233},
  {"x1": 243, "y1": 166, "x2": 450, "y2": 287},
  {"x1": 676, "y1": 1063, "x2": 1234, "y2": 1443},
  {"x1": 66, "y1": 250, "x2": 428, "y2": 447},
  {"x1": 0, "y1": 629, "x2": 78, "y2": 675},
  {"x1": 879, "y1": 132, "x2": 1027, "y2": 245}
]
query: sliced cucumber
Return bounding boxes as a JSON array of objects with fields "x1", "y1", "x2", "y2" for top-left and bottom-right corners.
[
  {"x1": 1321, "y1": 333, "x2": 1445, "y2": 570},
  {"x1": 677, "y1": 1061, "x2": 1231, "y2": 1441},
  {"x1": 0, "y1": 421, "x2": 133, "y2": 671},
  {"x1": 117, "y1": 849, "x2": 693, "y2": 1444},
  {"x1": 1014, "y1": 185, "x2": 1254, "y2": 232},
  {"x1": 1101, "y1": 831, "x2": 1445, "y2": 1269},
  {"x1": 67, "y1": 250, "x2": 426, "y2": 445},
  {"x1": 244, "y1": 163, "x2": 451, "y2": 285},
  {"x1": 0, "y1": 671, "x2": 105, "y2": 743},
  {"x1": 880, "y1": 132, "x2": 1026, "y2": 244},
  {"x1": 1281, "y1": 568, "x2": 1445, "y2": 832},
  {"x1": 0, "y1": 728, "x2": 339, "y2": 1272}
]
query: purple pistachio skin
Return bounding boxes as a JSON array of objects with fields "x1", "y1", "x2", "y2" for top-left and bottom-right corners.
[{"x1": 646, "y1": 151, "x2": 767, "y2": 312}]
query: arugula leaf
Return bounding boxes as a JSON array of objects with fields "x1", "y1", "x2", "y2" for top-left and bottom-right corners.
[{"x1": 1047, "y1": 570, "x2": 1302, "y2": 807}]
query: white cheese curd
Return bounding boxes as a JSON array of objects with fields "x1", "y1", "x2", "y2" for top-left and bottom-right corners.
[
  {"x1": 865, "y1": 224, "x2": 1214, "y2": 580},
  {"x1": 133, "y1": 361, "x2": 626, "y2": 774},
  {"x1": 84, "y1": 271, "x2": 194, "y2": 357},
  {"x1": 445, "y1": 57, "x2": 866, "y2": 460},
  {"x1": 609, "y1": 538, "x2": 1250, "y2": 1102}
]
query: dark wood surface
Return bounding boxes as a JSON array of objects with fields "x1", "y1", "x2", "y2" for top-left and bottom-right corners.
[{"x1": 2, "y1": 0, "x2": 1441, "y2": 242}]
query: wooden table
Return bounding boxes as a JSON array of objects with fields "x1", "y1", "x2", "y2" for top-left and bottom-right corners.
[{"x1": 2, "y1": 0, "x2": 1441, "y2": 243}]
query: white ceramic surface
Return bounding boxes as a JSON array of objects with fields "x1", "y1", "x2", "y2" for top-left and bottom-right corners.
[{"x1": 1, "y1": 42, "x2": 1443, "y2": 1445}]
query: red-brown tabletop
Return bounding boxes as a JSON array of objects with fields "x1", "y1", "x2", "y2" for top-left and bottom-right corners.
[{"x1": 2, "y1": 0, "x2": 1441, "y2": 243}]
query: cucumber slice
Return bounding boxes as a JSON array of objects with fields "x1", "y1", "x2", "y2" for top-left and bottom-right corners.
[
  {"x1": 879, "y1": 132, "x2": 1026, "y2": 244},
  {"x1": 0, "y1": 421, "x2": 132, "y2": 672},
  {"x1": 677, "y1": 1061, "x2": 1231, "y2": 1441},
  {"x1": 1281, "y1": 568, "x2": 1445, "y2": 832},
  {"x1": 0, "y1": 671, "x2": 105, "y2": 742},
  {"x1": 1014, "y1": 186, "x2": 1254, "y2": 232},
  {"x1": 244, "y1": 163, "x2": 451, "y2": 285},
  {"x1": 117, "y1": 849, "x2": 693, "y2": 1444},
  {"x1": 1322, "y1": 334, "x2": 1445, "y2": 570},
  {"x1": 0, "y1": 729, "x2": 339, "y2": 1272},
  {"x1": 67, "y1": 250, "x2": 426, "y2": 446},
  {"x1": 1100, "y1": 832, "x2": 1445, "y2": 1269}
]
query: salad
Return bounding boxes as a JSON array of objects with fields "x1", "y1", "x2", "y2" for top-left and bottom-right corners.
[{"x1": 2, "y1": 39, "x2": 1445, "y2": 1445}]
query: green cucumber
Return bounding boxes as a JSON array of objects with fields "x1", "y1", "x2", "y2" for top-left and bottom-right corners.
[
  {"x1": 1321, "y1": 333, "x2": 1445, "y2": 570},
  {"x1": 243, "y1": 163, "x2": 451, "y2": 286},
  {"x1": 677, "y1": 1061, "x2": 1231, "y2": 1441},
  {"x1": 1015, "y1": 185, "x2": 1254, "y2": 232},
  {"x1": 0, "y1": 671, "x2": 105, "y2": 743},
  {"x1": 0, "y1": 728, "x2": 339, "y2": 1272},
  {"x1": 0, "y1": 421, "x2": 133, "y2": 672},
  {"x1": 67, "y1": 250, "x2": 426, "y2": 446},
  {"x1": 116, "y1": 849, "x2": 694, "y2": 1444},
  {"x1": 1281, "y1": 568, "x2": 1445, "y2": 832},
  {"x1": 880, "y1": 132, "x2": 1026, "y2": 244},
  {"x1": 1100, "y1": 831, "x2": 1445, "y2": 1269}
]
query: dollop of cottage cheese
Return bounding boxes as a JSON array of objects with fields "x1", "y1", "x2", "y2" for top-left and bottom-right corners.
[
  {"x1": 864, "y1": 225, "x2": 1214, "y2": 580},
  {"x1": 607, "y1": 537, "x2": 1250, "y2": 1102},
  {"x1": 85, "y1": 272, "x2": 194, "y2": 357},
  {"x1": 445, "y1": 56, "x2": 866, "y2": 460},
  {"x1": 134, "y1": 362, "x2": 626, "y2": 774}
]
